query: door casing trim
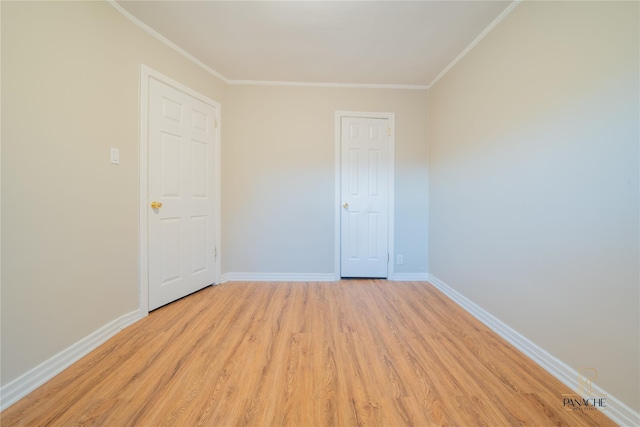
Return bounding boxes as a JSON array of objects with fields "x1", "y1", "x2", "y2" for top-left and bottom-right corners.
[
  {"x1": 334, "y1": 111, "x2": 395, "y2": 280},
  {"x1": 139, "y1": 65, "x2": 221, "y2": 314}
]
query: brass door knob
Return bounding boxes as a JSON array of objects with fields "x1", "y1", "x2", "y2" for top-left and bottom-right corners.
[
  {"x1": 343, "y1": 202, "x2": 349, "y2": 209},
  {"x1": 151, "y1": 201, "x2": 163, "y2": 209}
]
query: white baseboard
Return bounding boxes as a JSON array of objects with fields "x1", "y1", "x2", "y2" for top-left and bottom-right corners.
[
  {"x1": 427, "y1": 274, "x2": 640, "y2": 427},
  {"x1": 391, "y1": 273, "x2": 429, "y2": 281},
  {"x1": 222, "y1": 272, "x2": 431, "y2": 283},
  {"x1": 222, "y1": 272, "x2": 337, "y2": 283},
  {"x1": 0, "y1": 309, "x2": 144, "y2": 411}
]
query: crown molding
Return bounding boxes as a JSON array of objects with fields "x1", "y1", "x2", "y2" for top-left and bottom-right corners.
[
  {"x1": 427, "y1": 0, "x2": 522, "y2": 89},
  {"x1": 111, "y1": 0, "x2": 519, "y2": 91},
  {"x1": 228, "y1": 80, "x2": 429, "y2": 90},
  {"x1": 108, "y1": 0, "x2": 230, "y2": 83},
  {"x1": 108, "y1": 1, "x2": 429, "y2": 90}
]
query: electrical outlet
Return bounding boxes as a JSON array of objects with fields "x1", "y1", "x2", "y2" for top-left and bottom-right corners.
[{"x1": 397, "y1": 254, "x2": 404, "y2": 265}]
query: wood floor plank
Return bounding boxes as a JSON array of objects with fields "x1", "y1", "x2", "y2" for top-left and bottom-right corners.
[{"x1": 1, "y1": 280, "x2": 615, "y2": 426}]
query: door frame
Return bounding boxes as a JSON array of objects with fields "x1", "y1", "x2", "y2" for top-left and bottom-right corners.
[
  {"x1": 138, "y1": 65, "x2": 221, "y2": 315},
  {"x1": 334, "y1": 111, "x2": 395, "y2": 280}
]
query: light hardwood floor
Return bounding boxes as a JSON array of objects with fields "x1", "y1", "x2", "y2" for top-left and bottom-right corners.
[{"x1": 2, "y1": 280, "x2": 614, "y2": 426}]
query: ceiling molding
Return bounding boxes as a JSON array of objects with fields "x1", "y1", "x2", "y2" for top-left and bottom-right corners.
[
  {"x1": 228, "y1": 80, "x2": 429, "y2": 90},
  {"x1": 110, "y1": 0, "x2": 428, "y2": 90},
  {"x1": 108, "y1": 0, "x2": 230, "y2": 83},
  {"x1": 110, "y1": 0, "x2": 518, "y2": 91},
  {"x1": 427, "y1": 0, "x2": 522, "y2": 90}
]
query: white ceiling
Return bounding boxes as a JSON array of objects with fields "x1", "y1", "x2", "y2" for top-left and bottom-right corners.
[{"x1": 115, "y1": 1, "x2": 514, "y2": 87}]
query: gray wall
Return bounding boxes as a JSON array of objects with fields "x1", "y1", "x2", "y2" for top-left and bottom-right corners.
[
  {"x1": 1, "y1": 1, "x2": 226, "y2": 385},
  {"x1": 3, "y1": 0, "x2": 638, "y2": 415},
  {"x1": 1, "y1": 1, "x2": 428, "y2": 389},
  {"x1": 223, "y1": 85, "x2": 428, "y2": 276},
  {"x1": 428, "y1": 1, "x2": 639, "y2": 411}
]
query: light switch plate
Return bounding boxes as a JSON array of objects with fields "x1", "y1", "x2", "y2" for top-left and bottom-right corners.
[{"x1": 110, "y1": 147, "x2": 120, "y2": 165}]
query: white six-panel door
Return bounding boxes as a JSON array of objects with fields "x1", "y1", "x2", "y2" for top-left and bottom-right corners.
[
  {"x1": 148, "y1": 78, "x2": 217, "y2": 310},
  {"x1": 341, "y1": 117, "x2": 390, "y2": 278}
]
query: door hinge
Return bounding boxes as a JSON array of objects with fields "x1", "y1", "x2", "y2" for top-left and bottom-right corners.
[
  {"x1": 214, "y1": 247, "x2": 218, "y2": 258},
  {"x1": 214, "y1": 118, "x2": 218, "y2": 128},
  {"x1": 388, "y1": 127, "x2": 391, "y2": 137}
]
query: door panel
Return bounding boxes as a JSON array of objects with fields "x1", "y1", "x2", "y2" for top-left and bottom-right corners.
[
  {"x1": 341, "y1": 117, "x2": 389, "y2": 278},
  {"x1": 148, "y1": 78, "x2": 217, "y2": 310},
  {"x1": 160, "y1": 132, "x2": 182, "y2": 197}
]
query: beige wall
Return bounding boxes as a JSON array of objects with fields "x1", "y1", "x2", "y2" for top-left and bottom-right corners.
[
  {"x1": 428, "y1": 1, "x2": 639, "y2": 411},
  {"x1": 1, "y1": 1, "x2": 226, "y2": 385},
  {"x1": 223, "y1": 85, "x2": 428, "y2": 275},
  {"x1": 1, "y1": 1, "x2": 428, "y2": 389},
  {"x1": 5, "y1": 0, "x2": 636, "y2": 415}
]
